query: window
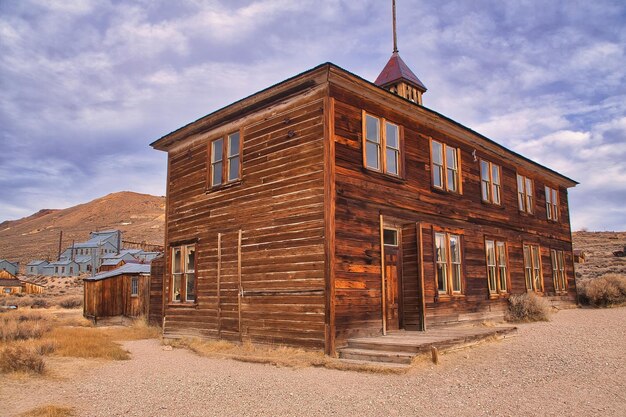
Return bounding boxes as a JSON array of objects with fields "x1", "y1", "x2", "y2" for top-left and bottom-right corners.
[
  {"x1": 69, "y1": 267, "x2": 74, "y2": 274},
  {"x1": 363, "y1": 112, "x2": 401, "y2": 176},
  {"x1": 171, "y1": 244, "x2": 196, "y2": 303},
  {"x1": 517, "y1": 174, "x2": 534, "y2": 213},
  {"x1": 551, "y1": 249, "x2": 566, "y2": 292},
  {"x1": 480, "y1": 160, "x2": 501, "y2": 204},
  {"x1": 435, "y1": 232, "x2": 463, "y2": 295},
  {"x1": 523, "y1": 244, "x2": 543, "y2": 292},
  {"x1": 545, "y1": 186, "x2": 559, "y2": 221},
  {"x1": 208, "y1": 132, "x2": 241, "y2": 188},
  {"x1": 431, "y1": 140, "x2": 461, "y2": 192},
  {"x1": 485, "y1": 240, "x2": 508, "y2": 294},
  {"x1": 383, "y1": 229, "x2": 398, "y2": 246},
  {"x1": 131, "y1": 276, "x2": 139, "y2": 296}
]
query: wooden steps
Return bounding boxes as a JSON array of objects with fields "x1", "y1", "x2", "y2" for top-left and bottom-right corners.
[{"x1": 338, "y1": 326, "x2": 517, "y2": 365}]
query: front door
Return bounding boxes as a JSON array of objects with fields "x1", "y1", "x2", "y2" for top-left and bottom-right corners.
[{"x1": 383, "y1": 228, "x2": 402, "y2": 330}]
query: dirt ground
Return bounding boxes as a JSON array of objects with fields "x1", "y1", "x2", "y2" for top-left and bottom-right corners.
[{"x1": 2, "y1": 307, "x2": 626, "y2": 417}]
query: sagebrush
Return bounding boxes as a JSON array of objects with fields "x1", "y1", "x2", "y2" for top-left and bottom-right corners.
[
  {"x1": 506, "y1": 293, "x2": 551, "y2": 322},
  {"x1": 0, "y1": 345, "x2": 45, "y2": 374},
  {"x1": 577, "y1": 274, "x2": 626, "y2": 307}
]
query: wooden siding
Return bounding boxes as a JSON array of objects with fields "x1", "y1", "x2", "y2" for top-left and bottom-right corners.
[
  {"x1": 22, "y1": 282, "x2": 45, "y2": 294},
  {"x1": 163, "y1": 91, "x2": 328, "y2": 349},
  {"x1": 149, "y1": 256, "x2": 165, "y2": 326},
  {"x1": 83, "y1": 274, "x2": 149, "y2": 319},
  {"x1": 329, "y1": 80, "x2": 576, "y2": 343}
]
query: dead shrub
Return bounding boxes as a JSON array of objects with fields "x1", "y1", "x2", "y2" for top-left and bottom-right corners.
[
  {"x1": 58, "y1": 296, "x2": 82, "y2": 309},
  {"x1": 506, "y1": 293, "x2": 551, "y2": 322},
  {"x1": 19, "y1": 405, "x2": 75, "y2": 417},
  {"x1": 30, "y1": 298, "x2": 49, "y2": 309},
  {"x1": 0, "y1": 311, "x2": 51, "y2": 342},
  {"x1": 577, "y1": 274, "x2": 626, "y2": 307},
  {"x1": 0, "y1": 345, "x2": 45, "y2": 374}
]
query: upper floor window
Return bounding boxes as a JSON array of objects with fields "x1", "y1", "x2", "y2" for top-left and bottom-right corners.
[
  {"x1": 545, "y1": 186, "x2": 559, "y2": 221},
  {"x1": 435, "y1": 232, "x2": 463, "y2": 295},
  {"x1": 171, "y1": 244, "x2": 196, "y2": 303},
  {"x1": 363, "y1": 112, "x2": 401, "y2": 176},
  {"x1": 431, "y1": 140, "x2": 461, "y2": 192},
  {"x1": 209, "y1": 132, "x2": 241, "y2": 188},
  {"x1": 523, "y1": 244, "x2": 543, "y2": 292},
  {"x1": 480, "y1": 160, "x2": 501, "y2": 205},
  {"x1": 517, "y1": 174, "x2": 534, "y2": 213},
  {"x1": 551, "y1": 249, "x2": 566, "y2": 292},
  {"x1": 485, "y1": 239, "x2": 508, "y2": 294}
]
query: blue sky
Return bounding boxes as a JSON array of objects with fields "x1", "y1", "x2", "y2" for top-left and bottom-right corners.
[{"x1": 1, "y1": 0, "x2": 624, "y2": 231}]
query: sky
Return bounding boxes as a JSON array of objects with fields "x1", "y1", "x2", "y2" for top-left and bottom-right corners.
[{"x1": 0, "y1": 0, "x2": 624, "y2": 231}]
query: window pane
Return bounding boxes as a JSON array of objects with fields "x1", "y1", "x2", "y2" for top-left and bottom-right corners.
[
  {"x1": 480, "y1": 161, "x2": 490, "y2": 181},
  {"x1": 493, "y1": 184, "x2": 501, "y2": 205},
  {"x1": 545, "y1": 186, "x2": 552, "y2": 204},
  {"x1": 488, "y1": 266, "x2": 497, "y2": 293},
  {"x1": 449, "y1": 235, "x2": 460, "y2": 263},
  {"x1": 446, "y1": 147, "x2": 457, "y2": 169},
  {"x1": 186, "y1": 246, "x2": 195, "y2": 272},
  {"x1": 365, "y1": 115, "x2": 380, "y2": 143},
  {"x1": 228, "y1": 132, "x2": 240, "y2": 157},
  {"x1": 386, "y1": 123, "x2": 399, "y2": 148},
  {"x1": 435, "y1": 233, "x2": 447, "y2": 262},
  {"x1": 486, "y1": 240, "x2": 495, "y2": 265},
  {"x1": 383, "y1": 229, "x2": 398, "y2": 246},
  {"x1": 525, "y1": 178, "x2": 533, "y2": 196},
  {"x1": 432, "y1": 141, "x2": 443, "y2": 165},
  {"x1": 386, "y1": 149, "x2": 398, "y2": 175},
  {"x1": 433, "y1": 166, "x2": 443, "y2": 188},
  {"x1": 212, "y1": 162, "x2": 223, "y2": 186},
  {"x1": 366, "y1": 142, "x2": 380, "y2": 169},
  {"x1": 186, "y1": 273, "x2": 195, "y2": 302},
  {"x1": 491, "y1": 165, "x2": 500, "y2": 185},
  {"x1": 173, "y1": 274, "x2": 181, "y2": 301},
  {"x1": 481, "y1": 181, "x2": 490, "y2": 201},
  {"x1": 447, "y1": 168, "x2": 458, "y2": 192},
  {"x1": 228, "y1": 156, "x2": 240, "y2": 181},
  {"x1": 437, "y1": 263, "x2": 447, "y2": 292},
  {"x1": 452, "y1": 265, "x2": 462, "y2": 292},
  {"x1": 212, "y1": 139, "x2": 223, "y2": 162},
  {"x1": 173, "y1": 248, "x2": 182, "y2": 273}
]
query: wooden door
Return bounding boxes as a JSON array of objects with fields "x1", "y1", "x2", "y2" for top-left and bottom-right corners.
[{"x1": 385, "y1": 246, "x2": 401, "y2": 330}]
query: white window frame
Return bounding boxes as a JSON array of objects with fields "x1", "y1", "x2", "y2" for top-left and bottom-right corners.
[
  {"x1": 551, "y1": 249, "x2": 567, "y2": 292},
  {"x1": 480, "y1": 160, "x2": 501, "y2": 205},
  {"x1": 431, "y1": 140, "x2": 461, "y2": 193},
  {"x1": 362, "y1": 112, "x2": 402, "y2": 177},
  {"x1": 485, "y1": 239, "x2": 508, "y2": 295},
  {"x1": 435, "y1": 231, "x2": 463, "y2": 296},
  {"x1": 171, "y1": 244, "x2": 196, "y2": 303},
  {"x1": 545, "y1": 186, "x2": 559, "y2": 221},
  {"x1": 517, "y1": 174, "x2": 534, "y2": 214},
  {"x1": 523, "y1": 244, "x2": 543, "y2": 292}
]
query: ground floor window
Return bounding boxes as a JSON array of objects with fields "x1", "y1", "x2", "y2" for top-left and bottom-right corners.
[
  {"x1": 523, "y1": 244, "x2": 543, "y2": 292},
  {"x1": 131, "y1": 276, "x2": 139, "y2": 296},
  {"x1": 435, "y1": 232, "x2": 463, "y2": 295},
  {"x1": 485, "y1": 239, "x2": 508, "y2": 294},
  {"x1": 551, "y1": 249, "x2": 567, "y2": 292},
  {"x1": 171, "y1": 244, "x2": 196, "y2": 303}
]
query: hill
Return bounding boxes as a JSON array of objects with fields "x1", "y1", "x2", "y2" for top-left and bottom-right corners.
[
  {"x1": 0, "y1": 191, "x2": 165, "y2": 268},
  {"x1": 572, "y1": 231, "x2": 626, "y2": 280}
]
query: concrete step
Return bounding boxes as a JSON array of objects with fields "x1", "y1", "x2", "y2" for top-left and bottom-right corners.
[{"x1": 338, "y1": 348, "x2": 415, "y2": 364}]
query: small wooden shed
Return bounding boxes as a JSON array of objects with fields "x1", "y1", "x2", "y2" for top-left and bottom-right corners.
[
  {"x1": 21, "y1": 280, "x2": 45, "y2": 294},
  {"x1": 83, "y1": 263, "x2": 151, "y2": 321},
  {"x1": 1, "y1": 270, "x2": 22, "y2": 295}
]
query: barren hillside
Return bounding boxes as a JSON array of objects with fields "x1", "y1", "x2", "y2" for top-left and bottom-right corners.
[
  {"x1": 572, "y1": 231, "x2": 626, "y2": 279},
  {"x1": 0, "y1": 191, "x2": 165, "y2": 268}
]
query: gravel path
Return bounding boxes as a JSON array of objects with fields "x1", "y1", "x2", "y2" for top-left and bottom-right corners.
[{"x1": 3, "y1": 307, "x2": 626, "y2": 417}]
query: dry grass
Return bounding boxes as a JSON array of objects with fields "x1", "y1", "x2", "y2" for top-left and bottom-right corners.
[
  {"x1": 165, "y1": 338, "x2": 406, "y2": 374},
  {"x1": 577, "y1": 273, "x2": 626, "y2": 307},
  {"x1": 43, "y1": 327, "x2": 130, "y2": 360},
  {"x1": 506, "y1": 293, "x2": 551, "y2": 322},
  {"x1": 0, "y1": 345, "x2": 46, "y2": 374},
  {"x1": 58, "y1": 296, "x2": 82, "y2": 309},
  {"x1": 18, "y1": 405, "x2": 75, "y2": 417},
  {"x1": 0, "y1": 310, "x2": 51, "y2": 342}
]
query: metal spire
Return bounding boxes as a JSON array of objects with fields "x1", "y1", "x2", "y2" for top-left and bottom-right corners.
[{"x1": 392, "y1": 0, "x2": 398, "y2": 53}]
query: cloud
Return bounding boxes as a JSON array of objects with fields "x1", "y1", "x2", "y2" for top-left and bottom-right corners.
[{"x1": 0, "y1": 0, "x2": 625, "y2": 232}]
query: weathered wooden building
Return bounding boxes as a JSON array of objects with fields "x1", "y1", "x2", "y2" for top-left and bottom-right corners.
[
  {"x1": 150, "y1": 56, "x2": 577, "y2": 354},
  {"x1": 0, "y1": 270, "x2": 22, "y2": 295},
  {"x1": 83, "y1": 263, "x2": 151, "y2": 321}
]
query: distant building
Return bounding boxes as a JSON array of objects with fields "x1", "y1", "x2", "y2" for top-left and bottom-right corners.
[
  {"x1": 26, "y1": 260, "x2": 49, "y2": 275},
  {"x1": 0, "y1": 270, "x2": 22, "y2": 295},
  {"x1": 0, "y1": 259, "x2": 19, "y2": 276},
  {"x1": 48, "y1": 259, "x2": 80, "y2": 277}
]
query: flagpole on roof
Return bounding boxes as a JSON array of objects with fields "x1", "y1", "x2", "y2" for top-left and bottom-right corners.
[{"x1": 392, "y1": 0, "x2": 398, "y2": 53}]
